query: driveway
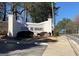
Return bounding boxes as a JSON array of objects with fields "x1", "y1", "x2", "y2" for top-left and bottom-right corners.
[{"x1": 0, "y1": 38, "x2": 47, "y2": 56}]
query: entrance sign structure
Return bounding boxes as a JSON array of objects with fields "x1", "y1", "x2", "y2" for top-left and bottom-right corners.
[{"x1": 7, "y1": 14, "x2": 53, "y2": 37}]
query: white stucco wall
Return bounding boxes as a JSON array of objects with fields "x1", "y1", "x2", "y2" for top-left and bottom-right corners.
[
  {"x1": 26, "y1": 18, "x2": 52, "y2": 35},
  {"x1": 43, "y1": 18, "x2": 52, "y2": 33},
  {"x1": 7, "y1": 15, "x2": 17, "y2": 37},
  {"x1": 7, "y1": 14, "x2": 53, "y2": 37}
]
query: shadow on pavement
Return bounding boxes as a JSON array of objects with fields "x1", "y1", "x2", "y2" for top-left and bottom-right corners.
[
  {"x1": 0, "y1": 41, "x2": 39, "y2": 54},
  {"x1": 0, "y1": 37, "x2": 57, "y2": 54}
]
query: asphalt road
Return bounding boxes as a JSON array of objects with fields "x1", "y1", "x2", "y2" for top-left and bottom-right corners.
[
  {"x1": 0, "y1": 38, "x2": 47, "y2": 56},
  {"x1": 66, "y1": 34, "x2": 79, "y2": 44}
]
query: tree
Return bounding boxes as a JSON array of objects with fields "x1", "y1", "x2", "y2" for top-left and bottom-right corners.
[
  {"x1": 10, "y1": 2, "x2": 25, "y2": 20},
  {"x1": 24, "y1": 2, "x2": 52, "y2": 23},
  {"x1": 54, "y1": 18, "x2": 72, "y2": 34},
  {"x1": 65, "y1": 22, "x2": 77, "y2": 34},
  {"x1": 3, "y1": 2, "x2": 6, "y2": 21},
  {"x1": 73, "y1": 15, "x2": 79, "y2": 33},
  {"x1": 0, "y1": 2, "x2": 7, "y2": 21},
  {"x1": 24, "y1": 2, "x2": 33, "y2": 22}
]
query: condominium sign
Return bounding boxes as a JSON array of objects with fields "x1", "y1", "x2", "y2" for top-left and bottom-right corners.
[{"x1": 7, "y1": 14, "x2": 53, "y2": 37}]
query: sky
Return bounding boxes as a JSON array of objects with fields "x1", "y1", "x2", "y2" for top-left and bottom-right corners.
[
  {"x1": 56, "y1": 2, "x2": 79, "y2": 24},
  {"x1": 6, "y1": 2, "x2": 79, "y2": 24}
]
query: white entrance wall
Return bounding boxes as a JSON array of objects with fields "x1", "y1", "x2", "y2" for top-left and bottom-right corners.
[
  {"x1": 7, "y1": 14, "x2": 53, "y2": 37},
  {"x1": 7, "y1": 14, "x2": 17, "y2": 37},
  {"x1": 26, "y1": 18, "x2": 52, "y2": 35}
]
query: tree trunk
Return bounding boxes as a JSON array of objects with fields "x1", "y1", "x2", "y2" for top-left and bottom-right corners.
[
  {"x1": 26, "y1": 11, "x2": 28, "y2": 22},
  {"x1": 3, "y1": 2, "x2": 6, "y2": 21},
  {"x1": 15, "y1": 6, "x2": 17, "y2": 20},
  {"x1": 10, "y1": 2, "x2": 15, "y2": 15}
]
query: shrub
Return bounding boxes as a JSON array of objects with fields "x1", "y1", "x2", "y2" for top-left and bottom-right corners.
[
  {"x1": 53, "y1": 32, "x2": 59, "y2": 36},
  {"x1": 16, "y1": 31, "x2": 34, "y2": 39},
  {"x1": 37, "y1": 32, "x2": 50, "y2": 37}
]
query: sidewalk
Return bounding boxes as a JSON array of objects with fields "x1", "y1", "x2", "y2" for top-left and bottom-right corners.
[{"x1": 43, "y1": 35, "x2": 76, "y2": 56}]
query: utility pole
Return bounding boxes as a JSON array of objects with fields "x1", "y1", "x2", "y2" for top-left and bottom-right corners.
[
  {"x1": 51, "y1": 2, "x2": 56, "y2": 36},
  {"x1": 51, "y1": 2, "x2": 60, "y2": 36},
  {"x1": 51, "y1": 2, "x2": 55, "y2": 31}
]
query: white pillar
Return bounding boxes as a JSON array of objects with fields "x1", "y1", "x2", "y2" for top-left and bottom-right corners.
[
  {"x1": 48, "y1": 18, "x2": 52, "y2": 36},
  {"x1": 7, "y1": 14, "x2": 16, "y2": 37},
  {"x1": 51, "y1": 2, "x2": 55, "y2": 31}
]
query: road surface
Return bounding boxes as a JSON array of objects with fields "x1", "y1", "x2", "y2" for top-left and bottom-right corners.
[{"x1": 0, "y1": 38, "x2": 47, "y2": 56}]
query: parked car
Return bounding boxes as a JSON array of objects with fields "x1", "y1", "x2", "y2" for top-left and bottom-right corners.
[{"x1": 16, "y1": 31, "x2": 34, "y2": 39}]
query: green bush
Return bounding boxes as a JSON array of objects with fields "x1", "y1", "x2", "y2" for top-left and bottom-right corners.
[
  {"x1": 53, "y1": 32, "x2": 59, "y2": 36},
  {"x1": 37, "y1": 32, "x2": 49, "y2": 37}
]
